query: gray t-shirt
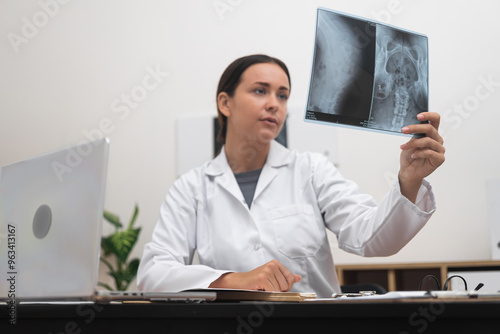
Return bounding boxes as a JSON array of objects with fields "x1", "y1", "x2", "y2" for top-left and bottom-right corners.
[{"x1": 234, "y1": 168, "x2": 263, "y2": 209}]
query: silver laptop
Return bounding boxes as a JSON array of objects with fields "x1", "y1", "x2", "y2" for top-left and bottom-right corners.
[{"x1": 0, "y1": 138, "x2": 215, "y2": 303}]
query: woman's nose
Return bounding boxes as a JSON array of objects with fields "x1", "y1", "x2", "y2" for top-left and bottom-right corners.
[{"x1": 265, "y1": 95, "x2": 280, "y2": 112}]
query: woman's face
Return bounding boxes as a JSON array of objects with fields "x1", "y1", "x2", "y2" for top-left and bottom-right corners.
[{"x1": 220, "y1": 62, "x2": 290, "y2": 145}]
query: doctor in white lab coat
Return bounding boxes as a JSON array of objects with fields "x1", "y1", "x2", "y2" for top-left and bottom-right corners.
[{"x1": 137, "y1": 55, "x2": 445, "y2": 297}]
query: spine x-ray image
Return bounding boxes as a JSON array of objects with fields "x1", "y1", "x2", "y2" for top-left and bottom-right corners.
[
  {"x1": 305, "y1": 8, "x2": 428, "y2": 135},
  {"x1": 371, "y1": 25, "x2": 428, "y2": 131}
]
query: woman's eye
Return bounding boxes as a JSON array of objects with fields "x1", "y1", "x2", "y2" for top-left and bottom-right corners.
[
  {"x1": 279, "y1": 94, "x2": 289, "y2": 100},
  {"x1": 255, "y1": 88, "x2": 265, "y2": 94}
]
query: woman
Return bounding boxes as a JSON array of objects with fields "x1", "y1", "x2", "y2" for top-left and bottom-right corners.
[{"x1": 137, "y1": 54, "x2": 445, "y2": 297}]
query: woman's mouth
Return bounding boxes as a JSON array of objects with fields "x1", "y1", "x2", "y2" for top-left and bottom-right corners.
[{"x1": 261, "y1": 117, "x2": 278, "y2": 126}]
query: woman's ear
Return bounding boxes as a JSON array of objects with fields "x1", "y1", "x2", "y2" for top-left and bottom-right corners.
[{"x1": 218, "y1": 92, "x2": 231, "y2": 117}]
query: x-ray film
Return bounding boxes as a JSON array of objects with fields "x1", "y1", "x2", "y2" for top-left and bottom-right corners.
[{"x1": 305, "y1": 8, "x2": 428, "y2": 136}]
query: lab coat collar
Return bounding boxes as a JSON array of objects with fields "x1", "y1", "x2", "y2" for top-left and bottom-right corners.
[
  {"x1": 267, "y1": 140, "x2": 294, "y2": 168},
  {"x1": 205, "y1": 140, "x2": 293, "y2": 176},
  {"x1": 253, "y1": 140, "x2": 294, "y2": 202},
  {"x1": 205, "y1": 141, "x2": 293, "y2": 206}
]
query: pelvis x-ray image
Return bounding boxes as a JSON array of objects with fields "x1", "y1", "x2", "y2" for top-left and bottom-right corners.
[
  {"x1": 371, "y1": 26, "x2": 428, "y2": 131},
  {"x1": 305, "y1": 8, "x2": 428, "y2": 135}
]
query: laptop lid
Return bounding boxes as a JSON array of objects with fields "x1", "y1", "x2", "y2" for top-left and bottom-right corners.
[
  {"x1": 305, "y1": 7, "x2": 429, "y2": 136},
  {"x1": 0, "y1": 138, "x2": 109, "y2": 301}
]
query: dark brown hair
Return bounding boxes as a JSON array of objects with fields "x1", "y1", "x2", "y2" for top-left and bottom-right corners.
[{"x1": 216, "y1": 54, "x2": 291, "y2": 147}]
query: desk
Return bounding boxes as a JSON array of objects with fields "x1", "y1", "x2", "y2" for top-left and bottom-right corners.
[{"x1": 1, "y1": 299, "x2": 500, "y2": 333}]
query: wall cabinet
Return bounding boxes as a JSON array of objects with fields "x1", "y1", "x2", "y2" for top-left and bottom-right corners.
[{"x1": 336, "y1": 261, "x2": 500, "y2": 291}]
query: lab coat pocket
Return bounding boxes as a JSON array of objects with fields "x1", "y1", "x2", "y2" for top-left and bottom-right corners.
[{"x1": 270, "y1": 204, "x2": 322, "y2": 258}]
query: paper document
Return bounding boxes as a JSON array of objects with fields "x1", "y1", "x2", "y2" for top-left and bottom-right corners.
[{"x1": 186, "y1": 288, "x2": 317, "y2": 302}]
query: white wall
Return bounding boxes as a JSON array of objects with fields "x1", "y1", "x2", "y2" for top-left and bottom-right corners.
[{"x1": 1, "y1": 0, "x2": 499, "y2": 289}]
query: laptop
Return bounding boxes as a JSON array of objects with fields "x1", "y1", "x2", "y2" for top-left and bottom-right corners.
[
  {"x1": 305, "y1": 7, "x2": 429, "y2": 136},
  {"x1": 0, "y1": 138, "x2": 215, "y2": 303}
]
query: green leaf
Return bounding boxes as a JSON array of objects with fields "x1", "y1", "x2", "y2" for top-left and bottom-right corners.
[
  {"x1": 123, "y1": 259, "x2": 140, "y2": 289},
  {"x1": 109, "y1": 271, "x2": 124, "y2": 291},
  {"x1": 109, "y1": 227, "x2": 141, "y2": 263},
  {"x1": 124, "y1": 259, "x2": 140, "y2": 279},
  {"x1": 107, "y1": 258, "x2": 139, "y2": 291},
  {"x1": 128, "y1": 204, "x2": 139, "y2": 229},
  {"x1": 103, "y1": 210, "x2": 123, "y2": 228},
  {"x1": 101, "y1": 236, "x2": 115, "y2": 256}
]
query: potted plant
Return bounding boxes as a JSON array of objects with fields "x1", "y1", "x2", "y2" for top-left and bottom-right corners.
[{"x1": 98, "y1": 204, "x2": 141, "y2": 291}]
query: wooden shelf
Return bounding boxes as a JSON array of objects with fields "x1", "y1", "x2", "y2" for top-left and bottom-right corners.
[{"x1": 336, "y1": 260, "x2": 500, "y2": 291}]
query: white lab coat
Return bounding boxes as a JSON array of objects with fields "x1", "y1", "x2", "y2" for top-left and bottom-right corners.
[{"x1": 137, "y1": 141, "x2": 436, "y2": 297}]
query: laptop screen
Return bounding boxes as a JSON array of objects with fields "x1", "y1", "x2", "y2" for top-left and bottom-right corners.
[{"x1": 0, "y1": 138, "x2": 109, "y2": 300}]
